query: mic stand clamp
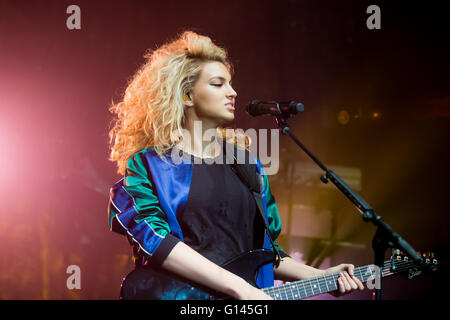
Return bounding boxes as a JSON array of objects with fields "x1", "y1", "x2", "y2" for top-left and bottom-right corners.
[{"x1": 273, "y1": 112, "x2": 421, "y2": 300}]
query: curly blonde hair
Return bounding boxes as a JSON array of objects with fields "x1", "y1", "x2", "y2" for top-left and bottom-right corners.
[{"x1": 108, "y1": 31, "x2": 250, "y2": 175}]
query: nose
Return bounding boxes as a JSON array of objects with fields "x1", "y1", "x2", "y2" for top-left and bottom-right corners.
[{"x1": 227, "y1": 84, "x2": 237, "y2": 99}]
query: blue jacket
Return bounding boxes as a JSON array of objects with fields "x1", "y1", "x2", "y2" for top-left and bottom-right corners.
[{"x1": 107, "y1": 146, "x2": 285, "y2": 289}]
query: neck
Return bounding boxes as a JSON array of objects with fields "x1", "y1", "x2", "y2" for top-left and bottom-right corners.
[{"x1": 178, "y1": 119, "x2": 221, "y2": 159}]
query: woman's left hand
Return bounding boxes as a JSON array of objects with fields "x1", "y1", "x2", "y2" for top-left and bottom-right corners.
[{"x1": 324, "y1": 264, "x2": 365, "y2": 297}]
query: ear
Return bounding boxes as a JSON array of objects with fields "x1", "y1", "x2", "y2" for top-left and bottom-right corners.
[{"x1": 183, "y1": 93, "x2": 194, "y2": 107}]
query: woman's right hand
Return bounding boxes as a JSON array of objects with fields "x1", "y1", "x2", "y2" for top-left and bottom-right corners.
[
  {"x1": 235, "y1": 281, "x2": 274, "y2": 300},
  {"x1": 162, "y1": 242, "x2": 274, "y2": 300}
]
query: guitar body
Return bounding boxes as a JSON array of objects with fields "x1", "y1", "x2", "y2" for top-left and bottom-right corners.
[{"x1": 120, "y1": 249, "x2": 275, "y2": 300}]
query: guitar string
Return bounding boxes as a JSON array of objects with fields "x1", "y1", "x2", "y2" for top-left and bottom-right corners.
[
  {"x1": 270, "y1": 260, "x2": 426, "y2": 300},
  {"x1": 265, "y1": 261, "x2": 413, "y2": 300},
  {"x1": 264, "y1": 260, "x2": 421, "y2": 300},
  {"x1": 266, "y1": 260, "x2": 418, "y2": 300},
  {"x1": 263, "y1": 262, "x2": 388, "y2": 299}
]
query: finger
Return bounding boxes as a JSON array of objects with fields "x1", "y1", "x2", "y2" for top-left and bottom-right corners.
[
  {"x1": 342, "y1": 272, "x2": 356, "y2": 291},
  {"x1": 353, "y1": 276, "x2": 365, "y2": 290},
  {"x1": 337, "y1": 277, "x2": 346, "y2": 294},
  {"x1": 340, "y1": 273, "x2": 351, "y2": 291},
  {"x1": 339, "y1": 264, "x2": 354, "y2": 276},
  {"x1": 343, "y1": 272, "x2": 358, "y2": 290},
  {"x1": 347, "y1": 264, "x2": 355, "y2": 276}
]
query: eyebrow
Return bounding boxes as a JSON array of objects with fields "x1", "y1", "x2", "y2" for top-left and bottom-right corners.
[{"x1": 209, "y1": 76, "x2": 232, "y2": 82}]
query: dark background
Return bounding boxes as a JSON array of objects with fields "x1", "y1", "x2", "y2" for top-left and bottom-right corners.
[{"x1": 0, "y1": 0, "x2": 448, "y2": 299}]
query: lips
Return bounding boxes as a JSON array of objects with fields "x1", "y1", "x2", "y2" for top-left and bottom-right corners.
[{"x1": 225, "y1": 103, "x2": 235, "y2": 111}]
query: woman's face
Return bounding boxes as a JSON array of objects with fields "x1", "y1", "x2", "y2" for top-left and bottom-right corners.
[{"x1": 187, "y1": 61, "x2": 237, "y2": 127}]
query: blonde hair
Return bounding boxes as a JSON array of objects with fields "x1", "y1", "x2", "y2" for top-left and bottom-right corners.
[{"x1": 108, "y1": 31, "x2": 250, "y2": 175}]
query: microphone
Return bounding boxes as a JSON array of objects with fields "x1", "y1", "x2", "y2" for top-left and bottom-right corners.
[{"x1": 246, "y1": 100, "x2": 304, "y2": 117}]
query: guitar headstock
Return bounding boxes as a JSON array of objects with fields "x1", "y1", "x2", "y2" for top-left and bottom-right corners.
[{"x1": 390, "y1": 249, "x2": 439, "y2": 279}]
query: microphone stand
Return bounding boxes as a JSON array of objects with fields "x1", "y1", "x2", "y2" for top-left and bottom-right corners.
[{"x1": 273, "y1": 112, "x2": 422, "y2": 300}]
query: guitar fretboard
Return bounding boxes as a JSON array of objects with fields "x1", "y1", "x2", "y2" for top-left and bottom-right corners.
[{"x1": 263, "y1": 259, "x2": 413, "y2": 300}]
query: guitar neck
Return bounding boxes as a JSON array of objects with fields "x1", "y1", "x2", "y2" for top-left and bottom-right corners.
[{"x1": 262, "y1": 259, "x2": 414, "y2": 300}]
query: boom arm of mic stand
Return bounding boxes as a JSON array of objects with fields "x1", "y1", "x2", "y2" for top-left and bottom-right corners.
[
  {"x1": 325, "y1": 170, "x2": 421, "y2": 263},
  {"x1": 275, "y1": 116, "x2": 422, "y2": 298}
]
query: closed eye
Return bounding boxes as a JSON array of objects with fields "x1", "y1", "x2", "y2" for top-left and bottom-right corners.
[{"x1": 211, "y1": 82, "x2": 232, "y2": 87}]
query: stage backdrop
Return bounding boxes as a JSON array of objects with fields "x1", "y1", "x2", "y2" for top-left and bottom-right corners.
[{"x1": 0, "y1": 0, "x2": 448, "y2": 299}]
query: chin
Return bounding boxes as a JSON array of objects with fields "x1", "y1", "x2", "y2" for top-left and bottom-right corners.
[{"x1": 220, "y1": 115, "x2": 234, "y2": 125}]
